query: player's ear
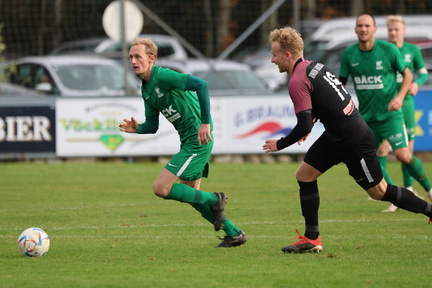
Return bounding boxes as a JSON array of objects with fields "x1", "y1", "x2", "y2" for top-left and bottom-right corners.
[{"x1": 285, "y1": 51, "x2": 291, "y2": 59}]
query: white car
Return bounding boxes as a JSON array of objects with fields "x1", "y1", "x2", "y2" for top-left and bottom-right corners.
[
  {"x1": 51, "y1": 34, "x2": 188, "y2": 61},
  {"x1": 10, "y1": 55, "x2": 141, "y2": 97},
  {"x1": 155, "y1": 58, "x2": 273, "y2": 95}
]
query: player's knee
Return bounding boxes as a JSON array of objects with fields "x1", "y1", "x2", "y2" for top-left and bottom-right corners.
[
  {"x1": 366, "y1": 179, "x2": 387, "y2": 200},
  {"x1": 152, "y1": 183, "x2": 170, "y2": 198},
  {"x1": 395, "y1": 152, "x2": 412, "y2": 164},
  {"x1": 368, "y1": 190, "x2": 385, "y2": 200},
  {"x1": 295, "y1": 170, "x2": 316, "y2": 182}
]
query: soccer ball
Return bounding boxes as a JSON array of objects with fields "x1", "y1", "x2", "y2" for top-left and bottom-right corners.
[{"x1": 17, "y1": 227, "x2": 50, "y2": 257}]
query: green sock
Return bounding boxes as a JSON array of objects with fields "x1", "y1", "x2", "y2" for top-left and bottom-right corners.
[
  {"x1": 167, "y1": 183, "x2": 217, "y2": 205},
  {"x1": 378, "y1": 155, "x2": 395, "y2": 185},
  {"x1": 403, "y1": 156, "x2": 432, "y2": 191},
  {"x1": 401, "y1": 164, "x2": 413, "y2": 188},
  {"x1": 193, "y1": 203, "x2": 241, "y2": 237},
  {"x1": 221, "y1": 218, "x2": 242, "y2": 237}
]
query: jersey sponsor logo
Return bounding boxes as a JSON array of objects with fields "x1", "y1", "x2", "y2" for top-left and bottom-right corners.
[
  {"x1": 308, "y1": 63, "x2": 324, "y2": 79},
  {"x1": 162, "y1": 105, "x2": 181, "y2": 123},
  {"x1": 353, "y1": 75, "x2": 383, "y2": 90},
  {"x1": 155, "y1": 87, "x2": 164, "y2": 98},
  {"x1": 352, "y1": 63, "x2": 360, "y2": 67},
  {"x1": 404, "y1": 54, "x2": 412, "y2": 63},
  {"x1": 168, "y1": 162, "x2": 177, "y2": 167},
  {"x1": 376, "y1": 61, "x2": 383, "y2": 70}
]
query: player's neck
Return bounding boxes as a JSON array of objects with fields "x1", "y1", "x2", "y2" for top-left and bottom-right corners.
[{"x1": 359, "y1": 38, "x2": 375, "y2": 52}]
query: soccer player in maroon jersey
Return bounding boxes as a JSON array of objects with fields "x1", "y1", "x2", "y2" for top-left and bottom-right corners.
[{"x1": 262, "y1": 27, "x2": 432, "y2": 254}]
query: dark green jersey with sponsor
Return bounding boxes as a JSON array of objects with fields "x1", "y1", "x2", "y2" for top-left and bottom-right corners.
[
  {"x1": 340, "y1": 39, "x2": 407, "y2": 122},
  {"x1": 139, "y1": 65, "x2": 212, "y2": 143}
]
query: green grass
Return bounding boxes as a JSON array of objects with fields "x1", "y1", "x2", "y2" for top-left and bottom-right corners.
[{"x1": 1, "y1": 160, "x2": 432, "y2": 288}]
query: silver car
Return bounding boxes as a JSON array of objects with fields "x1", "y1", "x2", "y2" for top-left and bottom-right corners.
[
  {"x1": 10, "y1": 55, "x2": 141, "y2": 97},
  {"x1": 155, "y1": 58, "x2": 272, "y2": 95}
]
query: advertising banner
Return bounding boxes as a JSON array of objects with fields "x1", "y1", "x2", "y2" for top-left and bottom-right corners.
[
  {"x1": 56, "y1": 97, "x2": 179, "y2": 157},
  {"x1": 413, "y1": 90, "x2": 432, "y2": 152},
  {"x1": 5, "y1": 90, "x2": 431, "y2": 157},
  {"x1": 214, "y1": 96, "x2": 324, "y2": 154},
  {"x1": 56, "y1": 96, "x2": 323, "y2": 157},
  {"x1": 0, "y1": 106, "x2": 56, "y2": 153}
]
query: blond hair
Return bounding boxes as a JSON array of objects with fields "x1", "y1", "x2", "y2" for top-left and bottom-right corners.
[
  {"x1": 131, "y1": 38, "x2": 158, "y2": 57},
  {"x1": 269, "y1": 27, "x2": 304, "y2": 59},
  {"x1": 386, "y1": 15, "x2": 405, "y2": 26}
]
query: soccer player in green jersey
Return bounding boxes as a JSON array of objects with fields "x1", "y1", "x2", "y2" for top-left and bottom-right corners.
[
  {"x1": 339, "y1": 14, "x2": 432, "y2": 210},
  {"x1": 119, "y1": 38, "x2": 246, "y2": 248},
  {"x1": 378, "y1": 15, "x2": 431, "y2": 212}
]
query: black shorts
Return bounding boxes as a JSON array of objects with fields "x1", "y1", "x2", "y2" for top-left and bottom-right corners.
[{"x1": 304, "y1": 129, "x2": 383, "y2": 190}]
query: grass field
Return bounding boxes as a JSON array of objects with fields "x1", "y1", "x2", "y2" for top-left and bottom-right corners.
[{"x1": 1, "y1": 160, "x2": 432, "y2": 288}]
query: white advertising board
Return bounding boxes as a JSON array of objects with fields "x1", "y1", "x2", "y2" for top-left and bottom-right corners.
[
  {"x1": 56, "y1": 96, "x2": 324, "y2": 157},
  {"x1": 216, "y1": 95, "x2": 324, "y2": 154}
]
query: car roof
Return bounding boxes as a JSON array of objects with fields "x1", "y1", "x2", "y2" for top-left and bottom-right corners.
[
  {"x1": 322, "y1": 27, "x2": 432, "y2": 51},
  {"x1": 17, "y1": 55, "x2": 122, "y2": 66},
  {"x1": 51, "y1": 34, "x2": 188, "y2": 60},
  {"x1": 308, "y1": 15, "x2": 432, "y2": 42},
  {"x1": 156, "y1": 58, "x2": 252, "y2": 73}
]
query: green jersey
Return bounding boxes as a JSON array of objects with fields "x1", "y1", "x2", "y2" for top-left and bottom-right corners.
[
  {"x1": 339, "y1": 39, "x2": 407, "y2": 122},
  {"x1": 396, "y1": 42, "x2": 428, "y2": 101},
  {"x1": 138, "y1": 65, "x2": 213, "y2": 143}
]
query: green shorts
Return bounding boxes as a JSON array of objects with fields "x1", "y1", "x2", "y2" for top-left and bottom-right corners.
[
  {"x1": 165, "y1": 135, "x2": 214, "y2": 181},
  {"x1": 402, "y1": 96, "x2": 415, "y2": 141},
  {"x1": 367, "y1": 113, "x2": 408, "y2": 151}
]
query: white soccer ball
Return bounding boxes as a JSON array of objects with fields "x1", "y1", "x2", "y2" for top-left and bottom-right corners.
[{"x1": 17, "y1": 227, "x2": 50, "y2": 257}]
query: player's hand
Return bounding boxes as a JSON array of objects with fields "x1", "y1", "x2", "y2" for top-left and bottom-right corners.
[
  {"x1": 263, "y1": 139, "x2": 279, "y2": 153},
  {"x1": 388, "y1": 96, "x2": 403, "y2": 111},
  {"x1": 297, "y1": 133, "x2": 310, "y2": 145},
  {"x1": 408, "y1": 82, "x2": 419, "y2": 96},
  {"x1": 198, "y1": 124, "x2": 212, "y2": 145},
  {"x1": 119, "y1": 117, "x2": 139, "y2": 133}
]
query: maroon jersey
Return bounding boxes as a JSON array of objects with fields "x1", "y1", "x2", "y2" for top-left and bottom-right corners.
[{"x1": 288, "y1": 59, "x2": 368, "y2": 145}]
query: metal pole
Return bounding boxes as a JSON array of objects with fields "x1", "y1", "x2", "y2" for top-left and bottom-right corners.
[
  {"x1": 216, "y1": 0, "x2": 287, "y2": 62},
  {"x1": 292, "y1": 0, "x2": 300, "y2": 32},
  {"x1": 120, "y1": 0, "x2": 129, "y2": 94}
]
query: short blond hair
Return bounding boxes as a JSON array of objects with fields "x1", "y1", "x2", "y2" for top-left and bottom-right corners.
[
  {"x1": 386, "y1": 15, "x2": 405, "y2": 26},
  {"x1": 269, "y1": 27, "x2": 304, "y2": 59},
  {"x1": 131, "y1": 38, "x2": 158, "y2": 57}
]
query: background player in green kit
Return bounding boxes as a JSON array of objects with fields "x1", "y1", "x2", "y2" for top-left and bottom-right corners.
[
  {"x1": 119, "y1": 38, "x2": 246, "y2": 248},
  {"x1": 339, "y1": 14, "x2": 432, "y2": 209},
  {"x1": 378, "y1": 15, "x2": 431, "y2": 212}
]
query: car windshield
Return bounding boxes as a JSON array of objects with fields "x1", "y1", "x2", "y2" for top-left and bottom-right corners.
[
  {"x1": 194, "y1": 69, "x2": 267, "y2": 91},
  {"x1": 56, "y1": 64, "x2": 131, "y2": 90}
]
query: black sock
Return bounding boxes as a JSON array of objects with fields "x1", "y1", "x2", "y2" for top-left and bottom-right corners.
[
  {"x1": 298, "y1": 180, "x2": 320, "y2": 239},
  {"x1": 382, "y1": 184, "x2": 432, "y2": 217}
]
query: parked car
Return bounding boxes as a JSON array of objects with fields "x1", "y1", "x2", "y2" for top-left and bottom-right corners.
[
  {"x1": 233, "y1": 44, "x2": 287, "y2": 91},
  {"x1": 156, "y1": 58, "x2": 272, "y2": 95},
  {"x1": 51, "y1": 34, "x2": 188, "y2": 61},
  {"x1": 0, "y1": 82, "x2": 39, "y2": 96},
  {"x1": 9, "y1": 55, "x2": 141, "y2": 97}
]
